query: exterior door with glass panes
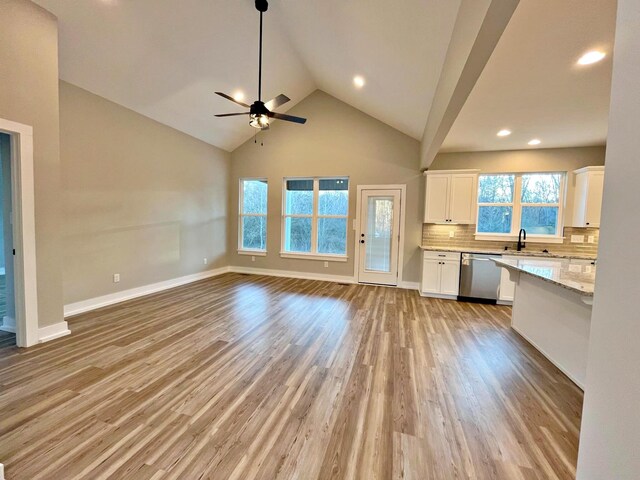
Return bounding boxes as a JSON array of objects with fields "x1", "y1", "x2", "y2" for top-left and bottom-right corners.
[{"x1": 358, "y1": 189, "x2": 401, "y2": 285}]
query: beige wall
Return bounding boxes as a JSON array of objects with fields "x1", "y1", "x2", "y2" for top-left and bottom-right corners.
[
  {"x1": 576, "y1": 0, "x2": 640, "y2": 476},
  {"x1": 430, "y1": 146, "x2": 606, "y2": 227},
  {"x1": 229, "y1": 90, "x2": 423, "y2": 284},
  {"x1": 0, "y1": 0, "x2": 64, "y2": 328},
  {"x1": 59, "y1": 82, "x2": 230, "y2": 304}
]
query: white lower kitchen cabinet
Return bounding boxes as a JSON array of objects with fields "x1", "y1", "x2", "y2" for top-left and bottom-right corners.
[{"x1": 420, "y1": 251, "x2": 461, "y2": 299}]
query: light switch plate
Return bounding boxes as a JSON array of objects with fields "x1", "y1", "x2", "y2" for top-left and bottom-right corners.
[
  {"x1": 449, "y1": 231, "x2": 455, "y2": 238},
  {"x1": 113, "y1": 273, "x2": 120, "y2": 283},
  {"x1": 571, "y1": 235, "x2": 585, "y2": 243}
]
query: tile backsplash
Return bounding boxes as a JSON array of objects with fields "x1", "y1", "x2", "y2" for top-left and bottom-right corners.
[{"x1": 422, "y1": 224, "x2": 599, "y2": 257}]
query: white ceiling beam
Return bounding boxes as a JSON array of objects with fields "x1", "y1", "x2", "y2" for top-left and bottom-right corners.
[{"x1": 419, "y1": 0, "x2": 519, "y2": 169}]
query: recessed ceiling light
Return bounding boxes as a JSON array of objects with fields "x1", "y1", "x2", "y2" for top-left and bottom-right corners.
[
  {"x1": 497, "y1": 129, "x2": 512, "y2": 137},
  {"x1": 353, "y1": 76, "x2": 365, "y2": 88},
  {"x1": 577, "y1": 50, "x2": 606, "y2": 65},
  {"x1": 528, "y1": 139, "x2": 541, "y2": 146},
  {"x1": 233, "y1": 91, "x2": 245, "y2": 102}
]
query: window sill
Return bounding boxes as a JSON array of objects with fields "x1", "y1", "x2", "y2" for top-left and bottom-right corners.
[
  {"x1": 237, "y1": 250, "x2": 267, "y2": 257},
  {"x1": 474, "y1": 234, "x2": 565, "y2": 244},
  {"x1": 279, "y1": 252, "x2": 348, "y2": 263}
]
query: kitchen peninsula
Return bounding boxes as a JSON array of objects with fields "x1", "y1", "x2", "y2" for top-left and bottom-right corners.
[{"x1": 494, "y1": 257, "x2": 596, "y2": 389}]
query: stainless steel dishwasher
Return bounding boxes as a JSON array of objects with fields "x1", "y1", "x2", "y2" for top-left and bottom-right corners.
[{"x1": 458, "y1": 253, "x2": 502, "y2": 303}]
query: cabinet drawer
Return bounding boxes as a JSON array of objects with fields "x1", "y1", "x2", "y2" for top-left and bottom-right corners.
[{"x1": 423, "y1": 251, "x2": 461, "y2": 261}]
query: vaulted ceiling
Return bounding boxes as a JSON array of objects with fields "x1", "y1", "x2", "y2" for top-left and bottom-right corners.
[{"x1": 33, "y1": 0, "x2": 462, "y2": 152}]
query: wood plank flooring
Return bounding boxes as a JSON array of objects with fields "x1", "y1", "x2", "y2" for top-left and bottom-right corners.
[{"x1": 0, "y1": 273, "x2": 583, "y2": 479}]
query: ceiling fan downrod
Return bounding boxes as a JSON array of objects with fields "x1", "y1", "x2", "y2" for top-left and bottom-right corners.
[{"x1": 256, "y1": 0, "x2": 269, "y2": 102}]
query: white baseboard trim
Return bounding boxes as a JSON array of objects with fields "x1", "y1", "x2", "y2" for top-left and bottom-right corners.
[
  {"x1": 64, "y1": 267, "x2": 231, "y2": 318},
  {"x1": 419, "y1": 291, "x2": 458, "y2": 300},
  {"x1": 230, "y1": 266, "x2": 356, "y2": 284},
  {"x1": 398, "y1": 281, "x2": 420, "y2": 291},
  {"x1": 39, "y1": 321, "x2": 71, "y2": 344},
  {"x1": 512, "y1": 324, "x2": 584, "y2": 390},
  {"x1": 62, "y1": 265, "x2": 420, "y2": 320},
  {"x1": 1, "y1": 316, "x2": 16, "y2": 334},
  {"x1": 231, "y1": 266, "x2": 422, "y2": 290}
]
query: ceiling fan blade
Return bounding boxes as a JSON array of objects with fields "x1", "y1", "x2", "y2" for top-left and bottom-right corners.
[
  {"x1": 269, "y1": 112, "x2": 307, "y2": 124},
  {"x1": 215, "y1": 92, "x2": 251, "y2": 108},
  {"x1": 265, "y1": 94, "x2": 290, "y2": 111},
  {"x1": 215, "y1": 112, "x2": 250, "y2": 117}
]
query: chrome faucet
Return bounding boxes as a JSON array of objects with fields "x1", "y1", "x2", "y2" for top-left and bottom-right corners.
[{"x1": 517, "y1": 228, "x2": 527, "y2": 251}]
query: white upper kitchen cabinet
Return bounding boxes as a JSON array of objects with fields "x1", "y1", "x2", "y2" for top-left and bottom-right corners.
[
  {"x1": 572, "y1": 166, "x2": 605, "y2": 228},
  {"x1": 424, "y1": 170, "x2": 479, "y2": 224}
]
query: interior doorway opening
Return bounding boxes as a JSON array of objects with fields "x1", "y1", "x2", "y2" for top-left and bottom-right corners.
[
  {"x1": 0, "y1": 133, "x2": 16, "y2": 347},
  {"x1": 0, "y1": 118, "x2": 40, "y2": 348}
]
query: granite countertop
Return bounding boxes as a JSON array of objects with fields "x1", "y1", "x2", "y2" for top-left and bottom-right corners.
[
  {"x1": 493, "y1": 257, "x2": 596, "y2": 296},
  {"x1": 420, "y1": 245, "x2": 596, "y2": 260}
]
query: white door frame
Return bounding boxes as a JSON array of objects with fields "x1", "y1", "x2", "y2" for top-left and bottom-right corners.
[
  {"x1": 353, "y1": 184, "x2": 406, "y2": 286},
  {"x1": 0, "y1": 118, "x2": 39, "y2": 347}
]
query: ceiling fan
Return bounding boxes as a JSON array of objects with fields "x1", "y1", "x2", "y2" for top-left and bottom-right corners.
[{"x1": 215, "y1": 0, "x2": 307, "y2": 130}]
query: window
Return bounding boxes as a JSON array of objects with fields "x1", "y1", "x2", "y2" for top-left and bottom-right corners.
[
  {"x1": 239, "y1": 179, "x2": 268, "y2": 253},
  {"x1": 476, "y1": 172, "x2": 564, "y2": 238},
  {"x1": 282, "y1": 177, "x2": 349, "y2": 259},
  {"x1": 520, "y1": 173, "x2": 562, "y2": 235},
  {"x1": 477, "y1": 174, "x2": 515, "y2": 234}
]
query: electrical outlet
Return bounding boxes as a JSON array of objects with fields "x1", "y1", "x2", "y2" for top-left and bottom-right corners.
[
  {"x1": 324, "y1": 261, "x2": 329, "y2": 268},
  {"x1": 251, "y1": 256, "x2": 256, "y2": 262},
  {"x1": 113, "y1": 273, "x2": 120, "y2": 283},
  {"x1": 571, "y1": 235, "x2": 584, "y2": 243},
  {"x1": 203, "y1": 257, "x2": 208, "y2": 265},
  {"x1": 449, "y1": 231, "x2": 455, "y2": 238},
  {"x1": 588, "y1": 235, "x2": 596, "y2": 244}
]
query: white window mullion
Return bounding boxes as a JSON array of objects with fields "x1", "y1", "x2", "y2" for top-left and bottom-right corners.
[
  {"x1": 512, "y1": 175, "x2": 523, "y2": 235},
  {"x1": 311, "y1": 178, "x2": 319, "y2": 255}
]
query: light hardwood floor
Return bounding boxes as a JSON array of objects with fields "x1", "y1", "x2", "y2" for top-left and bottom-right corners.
[{"x1": 0, "y1": 273, "x2": 583, "y2": 479}]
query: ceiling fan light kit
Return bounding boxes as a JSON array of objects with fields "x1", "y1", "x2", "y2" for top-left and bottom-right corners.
[{"x1": 215, "y1": 0, "x2": 307, "y2": 131}]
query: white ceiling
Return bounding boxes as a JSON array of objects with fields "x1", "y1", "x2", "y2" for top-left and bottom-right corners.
[
  {"x1": 34, "y1": 0, "x2": 462, "y2": 152},
  {"x1": 440, "y1": 0, "x2": 617, "y2": 153},
  {"x1": 273, "y1": 0, "x2": 461, "y2": 140}
]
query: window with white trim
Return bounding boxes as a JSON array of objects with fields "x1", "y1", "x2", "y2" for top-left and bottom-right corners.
[
  {"x1": 476, "y1": 172, "x2": 565, "y2": 237},
  {"x1": 239, "y1": 179, "x2": 268, "y2": 252},
  {"x1": 282, "y1": 177, "x2": 349, "y2": 258}
]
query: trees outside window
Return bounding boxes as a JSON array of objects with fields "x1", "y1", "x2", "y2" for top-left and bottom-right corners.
[
  {"x1": 477, "y1": 173, "x2": 564, "y2": 237},
  {"x1": 283, "y1": 178, "x2": 349, "y2": 257},
  {"x1": 239, "y1": 179, "x2": 268, "y2": 251}
]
